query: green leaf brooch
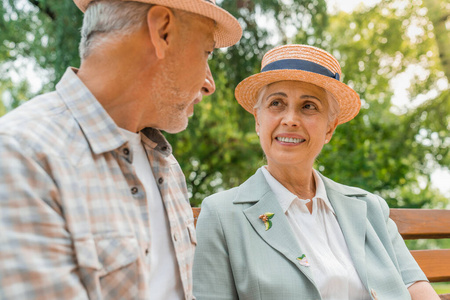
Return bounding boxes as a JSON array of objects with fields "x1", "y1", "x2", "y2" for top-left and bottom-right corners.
[
  {"x1": 259, "y1": 212, "x2": 275, "y2": 231},
  {"x1": 296, "y1": 254, "x2": 310, "y2": 267}
]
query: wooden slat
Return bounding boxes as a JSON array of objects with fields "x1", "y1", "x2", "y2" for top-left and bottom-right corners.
[
  {"x1": 411, "y1": 249, "x2": 450, "y2": 282},
  {"x1": 192, "y1": 207, "x2": 201, "y2": 227},
  {"x1": 390, "y1": 209, "x2": 450, "y2": 239},
  {"x1": 439, "y1": 294, "x2": 450, "y2": 300}
]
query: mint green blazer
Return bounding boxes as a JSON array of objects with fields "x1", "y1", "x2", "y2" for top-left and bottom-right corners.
[{"x1": 193, "y1": 169, "x2": 427, "y2": 300}]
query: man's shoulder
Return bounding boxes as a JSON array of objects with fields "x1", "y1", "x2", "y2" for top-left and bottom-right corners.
[
  {"x1": 0, "y1": 91, "x2": 67, "y2": 132},
  {"x1": 0, "y1": 91, "x2": 86, "y2": 160}
]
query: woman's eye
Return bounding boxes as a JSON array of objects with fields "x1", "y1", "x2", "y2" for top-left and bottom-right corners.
[
  {"x1": 304, "y1": 103, "x2": 317, "y2": 110},
  {"x1": 269, "y1": 100, "x2": 281, "y2": 107}
]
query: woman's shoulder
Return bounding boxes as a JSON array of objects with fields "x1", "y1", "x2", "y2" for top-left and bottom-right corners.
[
  {"x1": 201, "y1": 168, "x2": 267, "y2": 210},
  {"x1": 320, "y1": 173, "x2": 368, "y2": 195},
  {"x1": 320, "y1": 173, "x2": 389, "y2": 216},
  {"x1": 198, "y1": 186, "x2": 249, "y2": 229},
  {"x1": 202, "y1": 187, "x2": 240, "y2": 208}
]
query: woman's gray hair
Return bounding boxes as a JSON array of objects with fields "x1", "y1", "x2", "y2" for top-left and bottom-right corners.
[
  {"x1": 325, "y1": 91, "x2": 340, "y2": 123},
  {"x1": 79, "y1": 0, "x2": 153, "y2": 60},
  {"x1": 253, "y1": 85, "x2": 268, "y2": 112},
  {"x1": 253, "y1": 82, "x2": 340, "y2": 123}
]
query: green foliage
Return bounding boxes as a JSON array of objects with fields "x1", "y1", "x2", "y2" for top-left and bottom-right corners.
[
  {"x1": 431, "y1": 282, "x2": 450, "y2": 294},
  {"x1": 0, "y1": 77, "x2": 33, "y2": 111},
  {"x1": 0, "y1": 0, "x2": 448, "y2": 208},
  {"x1": 0, "y1": 0, "x2": 82, "y2": 104}
]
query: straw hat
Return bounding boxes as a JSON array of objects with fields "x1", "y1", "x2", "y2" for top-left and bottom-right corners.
[
  {"x1": 73, "y1": 0, "x2": 242, "y2": 48},
  {"x1": 235, "y1": 44, "x2": 361, "y2": 124}
]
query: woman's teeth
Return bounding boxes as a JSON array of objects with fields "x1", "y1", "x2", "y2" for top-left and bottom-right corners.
[{"x1": 276, "y1": 137, "x2": 305, "y2": 143}]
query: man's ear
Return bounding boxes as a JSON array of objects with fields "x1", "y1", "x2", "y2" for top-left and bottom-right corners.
[{"x1": 147, "y1": 6, "x2": 175, "y2": 59}]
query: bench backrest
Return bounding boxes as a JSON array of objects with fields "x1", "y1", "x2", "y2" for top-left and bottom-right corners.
[
  {"x1": 389, "y1": 209, "x2": 450, "y2": 283},
  {"x1": 192, "y1": 207, "x2": 450, "y2": 298}
]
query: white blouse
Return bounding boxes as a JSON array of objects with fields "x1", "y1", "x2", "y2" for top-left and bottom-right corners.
[{"x1": 261, "y1": 167, "x2": 371, "y2": 300}]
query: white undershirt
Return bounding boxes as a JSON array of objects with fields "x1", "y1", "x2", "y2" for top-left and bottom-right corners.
[
  {"x1": 261, "y1": 167, "x2": 370, "y2": 300},
  {"x1": 120, "y1": 129, "x2": 184, "y2": 300}
]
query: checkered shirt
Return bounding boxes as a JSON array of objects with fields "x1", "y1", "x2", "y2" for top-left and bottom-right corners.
[{"x1": 0, "y1": 68, "x2": 196, "y2": 300}]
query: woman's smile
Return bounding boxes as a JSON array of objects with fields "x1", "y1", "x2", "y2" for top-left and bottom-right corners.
[{"x1": 275, "y1": 135, "x2": 306, "y2": 145}]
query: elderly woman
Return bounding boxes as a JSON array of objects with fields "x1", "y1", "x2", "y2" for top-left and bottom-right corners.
[{"x1": 192, "y1": 45, "x2": 439, "y2": 300}]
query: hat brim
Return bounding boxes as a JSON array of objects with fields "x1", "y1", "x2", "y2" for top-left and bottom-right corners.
[
  {"x1": 235, "y1": 69, "x2": 361, "y2": 125},
  {"x1": 74, "y1": 0, "x2": 242, "y2": 48}
]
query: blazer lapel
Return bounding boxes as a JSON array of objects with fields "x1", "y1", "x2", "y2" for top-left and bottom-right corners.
[
  {"x1": 236, "y1": 170, "x2": 316, "y2": 286},
  {"x1": 322, "y1": 176, "x2": 369, "y2": 289}
]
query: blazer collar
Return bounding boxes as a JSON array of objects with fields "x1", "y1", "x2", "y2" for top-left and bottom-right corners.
[{"x1": 233, "y1": 168, "x2": 368, "y2": 202}]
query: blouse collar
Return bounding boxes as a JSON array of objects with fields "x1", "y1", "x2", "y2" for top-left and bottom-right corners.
[{"x1": 260, "y1": 166, "x2": 335, "y2": 214}]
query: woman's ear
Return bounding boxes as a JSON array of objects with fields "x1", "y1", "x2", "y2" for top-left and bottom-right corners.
[{"x1": 147, "y1": 6, "x2": 175, "y2": 59}]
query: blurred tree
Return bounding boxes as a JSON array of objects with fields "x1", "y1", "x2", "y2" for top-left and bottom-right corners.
[
  {"x1": 0, "y1": 0, "x2": 82, "y2": 109},
  {"x1": 422, "y1": 0, "x2": 449, "y2": 78}
]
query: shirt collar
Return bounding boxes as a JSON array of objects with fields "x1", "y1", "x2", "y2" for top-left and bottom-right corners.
[
  {"x1": 312, "y1": 169, "x2": 334, "y2": 213},
  {"x1": 261, "y1": 166, "x2": 335, "y2": 214},
  {"x1": 56, "y1": 67, "x2": 171, "y2": 156}
]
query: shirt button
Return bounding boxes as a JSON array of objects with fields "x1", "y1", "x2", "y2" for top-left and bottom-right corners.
[
  {"x1": 131, "y1": 187, "x2": 138, "y2": 194},
  {"x1": 161, "y1": 146, "x2": 167, "y2": 151},
  {"x1": 145, "y1": 248, "x2": 149, "y2": 255},
  {"x1": 158, "y1": 177, "x2": 164, "y2": 184},
  {"x1": 123, "y1": 148, "x2": 130, "y2": 155}
]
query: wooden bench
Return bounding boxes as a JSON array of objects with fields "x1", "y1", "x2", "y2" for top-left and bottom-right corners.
[
  {"x1": 390, "y1": 208, "x2": 450, "y2": 299},
  {"x1": 193, "y1": 207, "x2": 450, "y2": 298}
]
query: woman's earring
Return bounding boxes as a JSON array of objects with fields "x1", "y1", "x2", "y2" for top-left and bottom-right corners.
[
  {"x1": 325, "y1": 139, "x2": 329, "y2": 143},
  {"x1": 257, "y1": 132, "x2": 260, "y2": 136}
]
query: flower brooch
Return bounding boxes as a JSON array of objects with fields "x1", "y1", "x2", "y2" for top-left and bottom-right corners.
[
  {"x1": 296, "y1": 254, "x2": 310, "y2": 267},
  {"x1": 259, "y1": 212, "x2": 274, "y2": 231}
]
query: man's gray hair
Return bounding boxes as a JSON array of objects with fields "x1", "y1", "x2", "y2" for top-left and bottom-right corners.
[{"x1": 79, "y1": 0, "x2": 153, "y2": 60}]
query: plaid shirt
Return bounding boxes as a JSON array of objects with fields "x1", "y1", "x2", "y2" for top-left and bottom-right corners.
[{"x1": 0, "y1": 68, "x2": 196, "y2": 300}]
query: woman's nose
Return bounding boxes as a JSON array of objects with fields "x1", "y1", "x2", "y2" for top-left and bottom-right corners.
[{"x1": 282, "y1": 109, "x2": 300, "y2": 127}]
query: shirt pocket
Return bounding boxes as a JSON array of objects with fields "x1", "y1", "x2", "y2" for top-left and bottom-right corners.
[{"x1": 74, "y1": 236, "x2": 142, "y2": 299}]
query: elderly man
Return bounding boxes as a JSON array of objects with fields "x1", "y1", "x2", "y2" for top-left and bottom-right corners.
[{"x1": 0, "y1": 0, "x2": 241, "y2": 299}]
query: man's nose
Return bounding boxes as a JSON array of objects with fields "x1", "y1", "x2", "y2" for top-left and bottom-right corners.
[{"x1": 201, "y1": 64, "x2": 216, "y2": 96}]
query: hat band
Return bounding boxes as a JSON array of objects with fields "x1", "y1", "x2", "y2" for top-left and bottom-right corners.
[{"x1": 261, "y1": 59, "x2": 340, "y2": 81}]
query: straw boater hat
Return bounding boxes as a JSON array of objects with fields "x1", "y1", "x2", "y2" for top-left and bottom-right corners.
[
  {"x1": 235, "y1": 44, "x2": 361, "y2": 124},
  {"x1": 73, "y1": 0, "x2": 242, "y2": 48}
]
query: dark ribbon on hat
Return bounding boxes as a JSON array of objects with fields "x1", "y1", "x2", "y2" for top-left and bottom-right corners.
[{"x1": 261, "y1": 59, "x2": 340, "y2": 81}]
